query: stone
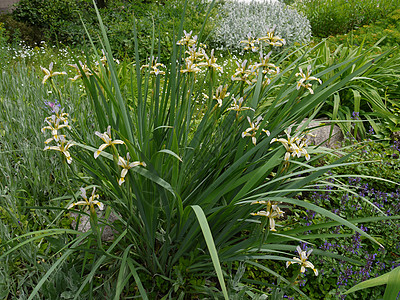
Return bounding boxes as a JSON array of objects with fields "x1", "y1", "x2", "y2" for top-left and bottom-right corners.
[
  {"x1": 70, "y1": 210, "x2": 119, "y2": 241},
  {"x1": 302, "y1": 118, "x2": 344, "y2": 148}
]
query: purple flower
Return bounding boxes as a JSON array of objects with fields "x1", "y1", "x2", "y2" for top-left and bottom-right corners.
[
  {"x1": 44, "y1": 99, "x2": 61, "y2": 113},
  {"x1": 351, "y1": 111, "x2": 360, "y2": 120}
]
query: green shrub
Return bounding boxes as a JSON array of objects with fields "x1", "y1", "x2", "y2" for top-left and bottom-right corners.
[
  {"x1": 10, "y1": 0, "x2": 213, "y2": 60},
  {"x1": 0, "y1": 14, "x2": 43, "y2": 46},
  {"x1": 324, "y1": 9, "x2": 400, "y2": 52},
  {"x1": 284, "y1": 41, "x2": 400, "y2": 139},
  {"x1": 212, "y1": 0, "x2": 311, "y2": 52},
  {"x1": 0, "y1": 22, "x2": 8, "y2": 46},
  {"x1": 294, "y1": 0, "x2": 400, "y2": 38},
  {"x1": 98, "y1": 0, "x2": 214, "y2": 60},
  {"x1": 12, "y1": 0, "x2": 93, "y2": 44}
]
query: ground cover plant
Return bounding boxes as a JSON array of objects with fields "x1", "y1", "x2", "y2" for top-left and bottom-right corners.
[
  {"x1": 287, "y1": 135, "x2": 400, "y2": 299},
  {"x1": 1, "y1": 0, "x2": 400, "y2": 299}
]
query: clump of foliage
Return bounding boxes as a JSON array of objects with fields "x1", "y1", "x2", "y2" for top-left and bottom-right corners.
[
  {"x1": 10, "y1": 0, "x2": 213, "y2": 60},
  {"x1": 2, "y1": 2, "x2": 397, "y2": 298},
  {"x1": 2, "y1": 0, "x2": 400, "y2": 298},
  {"x1": 11, "y1": 0, "x2": 88, "y2": 45},
  {"x1": 324, "y1": 9, "x2": 400, "y2": 53},
  {"x1": 330, "y1": 137, "x2": 400, "y2": 193},
  {"x1": 285, "y1": 40, "x2": 400, "y2": 140},
  {"x1": 212, "y1": 0, "x2": 311, "y2": 51},
  {"x1": 294, "y1": 0, "x2": 400, "y2": 38},
  {"x1": 0, "y1": 14, "x2": 44, "y2": 46}
]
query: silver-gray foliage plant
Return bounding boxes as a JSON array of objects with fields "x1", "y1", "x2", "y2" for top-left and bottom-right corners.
[{"x1": 213, "y1": 0, "x2": 311, "y2": 50}]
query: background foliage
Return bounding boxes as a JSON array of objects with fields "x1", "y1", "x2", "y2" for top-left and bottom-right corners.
[{"x1": 293, "y1": 0, "x2": 400, "y2": 38}]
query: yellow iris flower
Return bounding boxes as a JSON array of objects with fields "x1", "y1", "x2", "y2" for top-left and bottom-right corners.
[
  {"x1": 241, "y1": 116, "x2": 270, "y2": 145},
  {"x1": 286, "y1": 246, "x2": 318, "y2": 276},
  {"x1": 251, "y1": 200, "x2": 284, "y2": 231},
  {"x1": 296, "y1": 65, "x2": 322, "y2": 94},
  {"x1": 40, "y1": 62, "x2": 67, "y2": 84},
  {"x1": 67, "y1": 187, "x2": 104, "y2": 211},
  {"x1": 94, "y1": 126, "x2": 125, "y2": 159},
  {"x1": 197, "y1": 49, "x2": 223, "y2": 72},
  {"x1": 141, "y1": 56, "x2": 166, "y2": 76},
  {"x1": 44, "y1": 137, "x2": 75, "y2": 164},
  {"x1": 68, "y1": 61, "x2": 94, "y2": 81},
  {"x1": 271, "y1": 127, "x2": 311, "y2": 161},
  {"x1": 117, "y1": 153, "x2": 146, "y2": 185}
]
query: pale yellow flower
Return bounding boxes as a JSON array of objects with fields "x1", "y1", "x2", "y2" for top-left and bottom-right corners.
[
  {"x1": 44, "y1": 137, "x2": 74, "y2": 164},
  {"x1": 231, "y1": 60, "x2": 256, "y2": 85},
  {"x1": 251, "y1": 200, "x2": 284, "y2": 231},
  {"x1": 226, "y1": 96, "x2": 254, "y2": 113},
  {"x1": 44, "y1": 134, "x2": 66, "y2": 145},
  {"x1": 213, "y1": 85, "x2": 230, "y2": 107},
  {"x1": 286, "y1": 246, "x2": 318, "y2": 276},
  {"x1": 41, "y1": 115, "x2": 71, "y2": 142},
  {"x1": 177, "y1": 30, "x2": 198, "y2": 47},
  {"x1": 258, "y1": 30, "x2": 286, "y2": 47},
  {"x1": 40, "y1": 62, "x2": 67, "y2": 84},
  {"x1": 271, "y1": 127, "x2": 311, "y2": 161},
  {"x1": 185, "y1": 45, "x2": 205, "y2": 64},
  {"x1": 68, "y1": 61, "x2": 93, "y2": 81},
  {"x1": 241, "y1": 116, "x2": 270, "y2": 145},
  {"x1": 67, "y1": 187, "x2": 104, "y2": 211},
  {"x1": 94, "y1": 125, "x2": 125, "y2": 159},
  {"x1": 296, "y1": 65, "x2": 322, "y2": 94},
  {"x1": 240, "y1": 33, "x2": 259, "y2": 52},
  {"x1": 255, "y1": 51, "x2": 280, "y2": 75},
  {"x1": 196, "y1": 49, "x2": 223, "y2": 72},
  {"x1": 99, "y1": 49, "x2": 108, "y2": 66},
  {"x1": 180, "y1": 60, "x2": 201, "y2": 74},
  {"x1": 141, "y1": 56, "x2": 166, "y2": 76},
  {"x1": 117, "y1": 153, "x2": 146, "y2": 185}
]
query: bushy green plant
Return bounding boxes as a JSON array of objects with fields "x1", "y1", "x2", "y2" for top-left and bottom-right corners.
[
  {"x1": 97, "y1": 0, "x2": 215, "y2": 60},
  {"x1": 1, "y1": 2, "x2": 398, "y2": 299},
  {"x1": 293, "y1": 0, "x2": 400, "y2": 38},
  {"x1": 285, "y1": 40, "x2": 400, "y2": 139},
  {"x1": 12, "y1": 0, "x2": 93, "y2": 44},
  {"x1": 0, "y1": 22, "x2": 8, "y2": 46},
  {"x1": 212, "y1": 0, "x2": 311, "y2": 51},
  {"x1": 10, "y1": 0, "x2": 213, "y2": 60},
  {"x1": 0, "y1": 14, "x2": 43, "y2": 46},
  {"x1": 323, "y1": 9, "x2": 400, "y2": 53}
]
